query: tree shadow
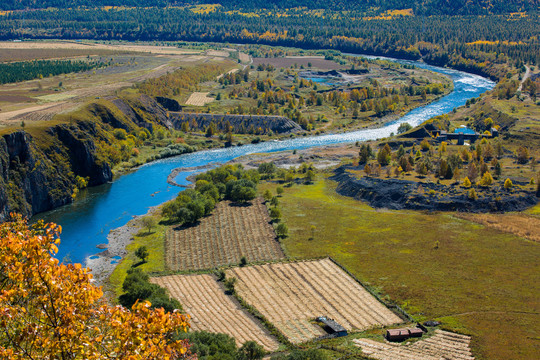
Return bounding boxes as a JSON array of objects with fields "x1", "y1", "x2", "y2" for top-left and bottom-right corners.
[{"x1": 228, "y1": 201, "x2": 253, "y2": 207}]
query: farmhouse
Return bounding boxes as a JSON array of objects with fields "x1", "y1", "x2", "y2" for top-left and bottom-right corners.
[{"x1": 316, "y1": 316, "x2": 348, "y2": 337}]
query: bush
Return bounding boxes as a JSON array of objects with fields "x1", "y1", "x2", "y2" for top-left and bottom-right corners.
[
  {"x1": 504, "y1": 178, "x2": 513, "y2": 190},
  {"x1": 135, "y1": 246, "x2": 149, "y2": 263},
  {"x1": 468, "y1": 188, "x2": 478, "y2": 200},
  {"x1": 479, "y1": 172, "x2": 494, "y2": 186},
  {"x1": 269, "y1": 207, "x2": 281, "y2": 221},
  {"x1": 119, "y1": 268, "x2": 180, "y2": 312},
  {"x1": 226, "y1": 179, "x2": 257, "y2": 203},
  {"x1": 397, "y1": 122, "x2": 412, "y2": 134},
  {"x1": 239, "y1": 256, "x2": 248, "y2": 267},
  {"x1": 462, "y1": 177, "x2": 472, "y2": 188},
  {"x1": 224, "y1": 277, "x2": 237, "y2": 295},
  {"x1": 276, "y1": 223, "x2": 288, "y2": 238}
]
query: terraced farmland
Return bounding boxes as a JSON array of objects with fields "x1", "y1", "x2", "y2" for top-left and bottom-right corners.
[
  {"x1": 165, "y1": 198, "x2": 285, "y2": 271},
  {"x1": 151, "y1": 274, "x2": 280, "y2": 352},
  {"x1": 354, "y1": 330, "x2": 474, "y2": 360},
  {"x1": 226, "y1": 258, "x2": 402, "y2": 344}
]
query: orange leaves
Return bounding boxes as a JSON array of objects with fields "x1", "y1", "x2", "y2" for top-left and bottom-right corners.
[{"x1": 0, "y1": 214, "x2": 193, "y2": 359}]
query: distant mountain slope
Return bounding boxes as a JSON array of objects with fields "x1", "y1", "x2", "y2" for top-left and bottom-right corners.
[{"x1": 1, "y1": 0, "x2": 538, "y2": 14}]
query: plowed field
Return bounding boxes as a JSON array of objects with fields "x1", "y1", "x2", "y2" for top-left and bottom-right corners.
[
  {"x1": 185, "y1": 92, "x2": 214, "y2": 106},
  {"x1": 226, "y1": 258, "x2": 402, "y2": 344},
  {"x1": 151, "y1": 274, "x2": 280, "y2": 351},
  {"x1": 165, "y1": 198, "x2": 285, "y2": 271},
  {"x1": 354, "y1": 329, "x2": 474, "y2": 360}
]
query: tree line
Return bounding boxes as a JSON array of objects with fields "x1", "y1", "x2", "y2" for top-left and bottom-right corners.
[
  {"x1": 1, "y1": 7, "x2": 538, "y2": 79},
  {"x1": 0, "y1": 59, "x2": 103, "y2": 84}
]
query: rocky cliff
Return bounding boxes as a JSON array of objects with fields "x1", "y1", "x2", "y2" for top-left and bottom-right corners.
[{"x1": 0, "y1": 94, "x2": 303, "y2": 219}]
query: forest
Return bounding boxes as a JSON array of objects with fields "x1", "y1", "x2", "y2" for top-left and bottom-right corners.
[
  {"x1": 0, "y1": 59, "x2": 103, "y2": 84},
  {"x1": 0, "y1": 5, "x2": 538, "y2": 80},
  {"x1": 0, "y1": 0, "x2": 538, "y2": 15}
]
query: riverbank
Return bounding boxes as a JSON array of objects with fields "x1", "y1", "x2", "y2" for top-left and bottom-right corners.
[{"x1": 86, "y1": 206, "x2": 158, "y2": 287}]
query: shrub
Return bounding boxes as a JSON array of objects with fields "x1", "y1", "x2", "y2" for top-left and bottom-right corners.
[
  {"x1": 276, "y1": 223, "x2": 288, "y2": 238},
  {"x1": 397, "y1": 122, "x2": 412, "y2": 134},
  {"x1": 468, "y1": 188, "x2": 478, "y2": 200},
  {"x1": 135, "y1": 246, "x2": 149, "y2": 263},
  {"x1": 239, "y1": 256, "x2": 248, "y2": 267},
  {"x1": 504, "y1": 178, "x2": 513, "y2": 190},
  {"x1": 119, "y1": 268, "x2": 181, "y2": 312},
  {"x1": 462, "y1": 177, "x2": 472, "y2": 188},
  {"x1": 479, "y1": 172, "x2": 494, "y2": 186},
  {"x1": 517, "y1": 146, "x2": 529, "y2": 164}
]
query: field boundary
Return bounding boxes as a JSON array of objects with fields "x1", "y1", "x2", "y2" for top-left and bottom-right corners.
[
  {"x1": 147, "y1": 255, "x2": 329, "y2": 278},
  {"x1": 328, "y1": 257, "x2": 414, "y2": 323}
]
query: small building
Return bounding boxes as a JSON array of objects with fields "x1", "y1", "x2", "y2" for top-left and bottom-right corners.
[
  {"x1": 386, "y1": 329, "x2": 411, "y2": 341},
  {"x1": 316, "y1": 317, "x2": 348, "y2": 337},
  {"x1": 386, "y1": 327, "x2": 425, "y2": 341}
]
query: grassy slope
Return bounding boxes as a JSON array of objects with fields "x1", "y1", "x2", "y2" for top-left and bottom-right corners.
[{"x1": 260, "y1": 177, "x2": 539, "y2": 360}]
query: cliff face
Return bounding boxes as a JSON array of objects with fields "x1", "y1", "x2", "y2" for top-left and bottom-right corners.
[
  {"x1": 0, "y1": 94, "x2": 304, "y2": 219},
  {"x1": 0, "y1": 126, "x2": 113, "y2": 221}
]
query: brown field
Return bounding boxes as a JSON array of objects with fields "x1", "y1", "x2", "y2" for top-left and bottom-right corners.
[
  {"x1": 165, "y1": 198, "x2": 285, "y2": 271},
  {"x1": 252, "y1": 56, "x2": 344, "y2": 70},
  {"x1": 184, "y1": 92, "x2": 215, "y2": 106},
  {"x1": 206, "y1": 49, "x2": 231, "y2": 58},
  {"x1": 238, "y1": 52, "x2": 251, "y2": 63},
  {"x1": 151, "y1": 274, "x2": 280, "y2": 351},
  {"x1": 455, "y1": 213, "x2": 540, "y2": 242},
  {"x1": 354, "y1": 330, "x2": 474, "y2": 360},
  {"x1": 0, "y1": 41, "x2": 201, "y2": 56},
  {"x1": 226, "y1": 258, "x2": 402, "y2": 344}
]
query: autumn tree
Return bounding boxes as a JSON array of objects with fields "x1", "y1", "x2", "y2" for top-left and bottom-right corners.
[{"x1": 0, "y1": 215, "x2": 193, "y2": 360}]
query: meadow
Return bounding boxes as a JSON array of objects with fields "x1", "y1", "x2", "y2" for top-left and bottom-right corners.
[{"x1": 259, "y1": 177, "x2": 539, "y2": 360}]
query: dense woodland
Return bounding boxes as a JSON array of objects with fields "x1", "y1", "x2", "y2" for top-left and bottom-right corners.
[
  {"x1": 0, "y1": 59, "x2": 103, "y2": 84},
  {"x1": 1, "y1": 0, "x2": 539, "y2": 14},
  {"x1": 0, "y1": 6, "x2": 539, "y2": 80}
]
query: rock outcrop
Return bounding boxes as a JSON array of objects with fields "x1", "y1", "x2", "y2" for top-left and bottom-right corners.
[
  {"x1": 170, "y1": 112, "x2": 302, "y2": 134},
  {"x1": 331, "y1": 165, "x2": 538, "y2": 213}
]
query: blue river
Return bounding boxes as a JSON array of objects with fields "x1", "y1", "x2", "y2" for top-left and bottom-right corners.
[{"x1": 36, "y1": 55, "x2": 495, "y2": 265}]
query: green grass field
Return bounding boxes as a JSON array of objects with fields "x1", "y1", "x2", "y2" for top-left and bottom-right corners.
[{"x1": 260, "y1": 176, "x2": 539, "y2": 360}]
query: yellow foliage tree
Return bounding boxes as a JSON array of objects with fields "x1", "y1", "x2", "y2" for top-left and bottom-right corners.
[
  {"x1": 462, "y1": 176, "x2": 472, "y2": 188},
  {"x1": 0, "y1": 215, "x2": 193, "y2": 360},
  {"x1": 479, "y1": 171, "x2": 494, "y2": 186}
]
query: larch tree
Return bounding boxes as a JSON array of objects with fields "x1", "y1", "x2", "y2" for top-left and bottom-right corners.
[{"x1": 0, "y1": 214, "x2": 194, "y2": 360}]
